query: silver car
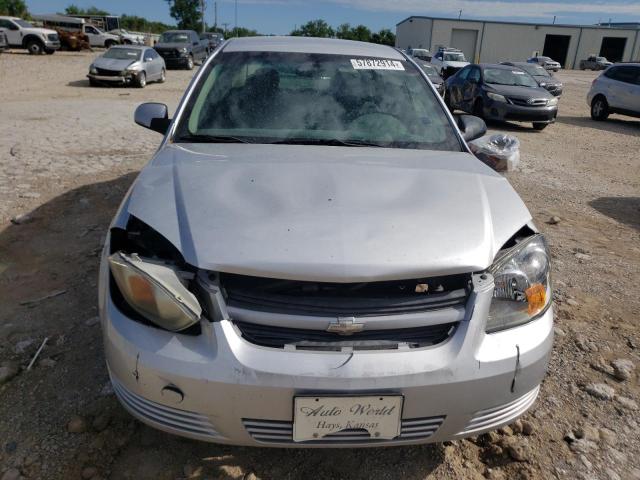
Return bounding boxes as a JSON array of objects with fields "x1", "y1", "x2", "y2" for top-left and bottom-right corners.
[
  {"x1": 88, "y1": 45, "x2": 165, "y2": 88},
  {"x1": 99, "y1": 36, "x2": 553, "y2": 447}
]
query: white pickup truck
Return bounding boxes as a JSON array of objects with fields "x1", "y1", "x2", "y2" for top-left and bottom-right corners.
[
  {"x1": 430, "y1": 47, "x2": 469, "y2": 79},
  {"x1": 0, "y1": 16, "x2": 60, "y2": 54}
]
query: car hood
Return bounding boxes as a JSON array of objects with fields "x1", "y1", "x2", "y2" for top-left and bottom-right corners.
[
  {"x1": 155, "y1": 42, "x2": 189, "y2": 49},
  {"x1": 485, "y1": 83, "x2": 553, "y2": 99},
  {"x1": 93, "y1": 57, "x2": 136, "y2": 71},
  {"x1": 28, "y1": 27, "x2": 58, "y2": 36},
  {"x1": 125, "y1": 144, "x2": 531, "y2": 282}
]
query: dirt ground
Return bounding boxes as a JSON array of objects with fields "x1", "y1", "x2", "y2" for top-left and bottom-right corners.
[{"x1": 0, "y1": 50, "x2": 638, "y2": 480}]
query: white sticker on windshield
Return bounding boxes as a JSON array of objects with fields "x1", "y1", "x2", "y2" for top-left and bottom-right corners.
[
  {"x1": 512, "y1": 70, "x2": 525, "y2": 74},
  {"x1": 351, "y1": 58, "x2": 404, "y2": 70}
]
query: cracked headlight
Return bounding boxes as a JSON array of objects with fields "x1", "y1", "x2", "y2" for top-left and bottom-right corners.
[
  {"x1": 487, "y1": 92, "x2": 507, "y2": 103},
  {"x1": 486, "y1": 234, "x2": 552, "y2": 333},
  {"x1": 109, "y1": 252, "x2": 202, "y2": 332},
  {"x1": 90, "y1": 65, "x2": 97, "y2": 75}
]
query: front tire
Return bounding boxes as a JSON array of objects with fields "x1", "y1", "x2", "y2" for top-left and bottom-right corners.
[
  {"x1": 135, "y1": 71, "x2": 146, "y2": 88},
  {"x1": 158, "y1": 68, "x2": 166, "y2": 83},
  {"x1": 532, "y1": 122, "x2": 548, "y2": 130},
  {"x1": 186, "y1": 54, "x2": 194, "y2": 70},
  {"x1": 26, "y1": 39, "x2": 44, "y2": 55},
  {"x1": 590, "y1": 96, "x2": 609, "y2": 121},
  {"x1": 105, "y1": 40, "x2": 117, "y2": 49}
]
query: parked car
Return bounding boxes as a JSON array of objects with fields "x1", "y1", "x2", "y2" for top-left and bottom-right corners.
[
  {"x1": 416, "y1": 60, "x2": 445, "y2": 95},
  {"x1": 527, "y1": 56, "x2": 560, "y2": 72},
  {"x1": 88, "y1": 45, "x2": 165, "y2": 88},
  {"x1": 154, "y1": 30, "x2": 207, "y2": 70},
  {"x1": 431, "y1": 47, "x2": 469, "y2": 78},
  {"x1": 100, "y1": 36, "x2": 553, "y2": 447},
  {"x1": 445, "y1": 63, "x2": 558, "y2": 130},
  {"x1": 408, "y1": 47, "x2": 431, "y2": 61},
  {"x1": 109, "y1": 29, "x2": 145, "y2": 45},
  {"x1": 580, "y1": 55, "x2": 612, "y2": 71},
  {"x1": 587, "y1": 63, "x2": 640, "y2": 121},
  {"x1": 200, "y1": 32, "x2": 225, "y2": 53},
  {"x1": 0, "y1": 28, "x2": 8, "y2": 53},
  {"x1": 0, "y1": 16, "x2": 60, "y2": 54},
  {"x1": 501, "y1": 61, "x2": 563, "y2": 96},
  {"x1": 33, "y1": 14, "x2": 120, "y2": 49}
]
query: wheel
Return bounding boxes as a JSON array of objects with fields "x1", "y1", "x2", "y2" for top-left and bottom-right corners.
[
  {"x1": 26, "y1": 39, "x2": 44, "y2": 55},
  {"x1": 473, "y1": 99, "x2": 484, "y2": 118},
  {"x1": 158, "y1": 68, "x2": 166, "y2": 83},
  {"x1": 105, "y1": 40, "x2": 117, "y2": 49},
  {"x1": 123, "y1": 39, "x2": 132, "y2": 45},
  {"x1": 532, "y1": 122, "x2": 548, "y2": 130},
  {"x1": 44, "y1": 48, "x2": 55, "y2": 55},
  {"x1": 590, "y1": 96, "x2": 609, "y2": 121},
  {"x1": 186, "y1": 54, "x2": 194, "y2": 70},
  {"x1": 135, "y1": 71, "x2": 146, "y2": 88}
]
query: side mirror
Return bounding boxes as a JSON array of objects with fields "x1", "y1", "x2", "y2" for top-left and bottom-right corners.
[
  {"x1": 456, "y1": 114, "x2": 487, "y2": 142},
  {"x1": 134, "y1": 103, "x2": 170, "y2": 134}
]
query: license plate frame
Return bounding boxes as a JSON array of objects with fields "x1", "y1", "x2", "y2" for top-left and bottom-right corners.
[{"x1": 292, "y1": 395, "x2": 403, "y2": 442}]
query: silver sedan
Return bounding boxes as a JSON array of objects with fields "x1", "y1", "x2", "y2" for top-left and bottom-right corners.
[
  {"x1": 88, "y1": 45, "x2": 166, "y2": 88},
  {"x1": 99, "y1": 36, "x2": 553, "y2": 447}
]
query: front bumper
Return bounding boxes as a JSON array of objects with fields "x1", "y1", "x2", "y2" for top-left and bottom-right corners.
[
  {"x1": 87, "y1": 73, "x2": 138, "y2": 85},
  {"x1": 543, "y1": 85, "x2": 563, "y2": 97},
  {"x1": 99, "y1": 254, "x2": 554, "y2": 447},
  {"x1": 484, "y1": 101, "x2": 558, "y2": 124},
  {"x1": 44, "y1": 40, "x2": 61, "y2": 50},
  {"x1": 159, "y1": 55, "x2": 190, "y2": 67}
]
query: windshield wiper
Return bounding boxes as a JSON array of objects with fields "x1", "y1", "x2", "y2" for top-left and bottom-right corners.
[
  {"x1": 269, "y1": 138, "x2": 387, "y2": 148},
  {"x1": 175, "y1": 134, "x2": 253, "y2": 144}
]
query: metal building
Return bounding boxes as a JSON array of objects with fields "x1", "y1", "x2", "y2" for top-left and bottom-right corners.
[{"x1": 396, "y1": 16, "x2": 640, "y2": 69}]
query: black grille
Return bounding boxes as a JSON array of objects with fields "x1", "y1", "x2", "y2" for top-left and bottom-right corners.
[
  {"x1": 234, "y1": 321, "x2": 457, "y2": 350},
  {"x1": 508, "y1": 97, "x2": 548, "y2": 107},
  {"x1": 96, "y1": 67, "x2": 122, "y2": 77},
  {"x1": 156, "y1": 49, "x2": 179, "y2": 58},
  {"x1": 221, "y1": 273, "x2": 470, "y2": 317}
]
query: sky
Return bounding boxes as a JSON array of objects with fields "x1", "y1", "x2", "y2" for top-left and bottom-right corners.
[{"x1": 26, "y1": 0, "x2": 640, "y2": 34}]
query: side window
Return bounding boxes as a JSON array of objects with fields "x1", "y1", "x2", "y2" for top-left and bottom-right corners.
[
  {"x1": 604, "y1": 67, "x2": 618, "y2": 80},
  {"x1": 86, "y1": 26, "x2": 97, "y2": 34},
  {"x1": 611, "y1": 66, "x2": 637, "y2": 84},
  {"x1": 468, "y1": 67, "x2": 481, "y2": 83},
  {"x1": 457, "y1": 66, "x2": 471, "y2": 80},
  {"x1": 435, "y1": 52, "x2": 442, "y2": 60},
  {"x1": 192, "y1": 32, "x2": 199, "y2": 43},
  {"x1": 0, "y1": 19, "x2": 16, "y2": 29}
]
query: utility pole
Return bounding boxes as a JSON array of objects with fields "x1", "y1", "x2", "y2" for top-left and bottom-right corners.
[
  {"x1": 458, "y1": 9, "x2": 462, "y2": 20},
  {"x1": 214, "y1": 1, "x2": 217, "y2": 29},
  {"x1": 234, "y1": 0, "x2": 238, "y2": 36},
  {"x1": 200, "y1": 0, "x2": 205, "y2": 33},
  {"x1": 553, "y1": 15, "x2": 556, "y2": 24},
  {"x1": 222, "y1": 22, "x2": 230, "y2": 37}
]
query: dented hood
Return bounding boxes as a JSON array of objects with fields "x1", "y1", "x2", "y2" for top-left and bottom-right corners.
[{"x1": 126, "y1": 144, "x2": 531, "y2": 282}]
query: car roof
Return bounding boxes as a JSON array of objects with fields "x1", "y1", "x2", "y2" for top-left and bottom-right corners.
[
  {"x1": 110, "y1": 44, "x2": 147, "y2": 50},
  {"x1": 223, "y1": 36, "x2": 404, "y2": 60},
  {"x1": 479, "y1": 63, "x2": 523, "y2": 71},
  {"x1": 502, "y1": 61, "x2": 532, "y2": 67}
]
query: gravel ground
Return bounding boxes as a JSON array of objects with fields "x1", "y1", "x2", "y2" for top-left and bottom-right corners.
[{"x1": 0, "y1": 50, "x2": 638, "y2": 480}]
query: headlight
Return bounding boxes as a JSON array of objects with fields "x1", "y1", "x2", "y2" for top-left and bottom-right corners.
[
  {"x1": 486, "y1": 234, "x2": 551, "y2": 333},
  {"x1": 179, "y1": 47, "x2": 188, "y2": 53},
  {"x1": 90, "y1": 65, "x2": 97, "y2": 74},
  {"x1": 487, "y1": 92, "x2": 507, "y2": 103},
  {"x1": 109, "y1": 252, "x2": 202, "y2": 332},
  {"x1": 126, "y1": 63, "x2": 143, "y2": 72},
  {"x1": 547, "y1": 97, "x2": 559, "y2": 106},
  {"x1": 539, "y1": 82, "x2": 547, "y2": 87}
]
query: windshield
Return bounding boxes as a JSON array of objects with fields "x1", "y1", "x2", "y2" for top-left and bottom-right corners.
[
  {"x1": 159, "y1": 32, "x2": 189, "y2": 43},
  {"x1": 596, "y1": 57, "x2": 607, "y2": 62},
  {"x1": 444, "y1": 53, "x2": 465, "y2": 62},
  {"x1": 15, "y1": 19, "x2": 33, "y2": 28},
  {"x1": 175, "y1": 52, "x2": 461, "y2": 151},
  {"x1": 103, "y1": 48, "x2": 141, "y2": 60},
  {"x1": 418, "y1": 63, "x2": 439, "y2": 77},
  {"x1": 517, "y1": 64, "x2": 549, "y2": 77},
  {"x1": 484, "y1": 68, "x2": 539, "y2": 87}
]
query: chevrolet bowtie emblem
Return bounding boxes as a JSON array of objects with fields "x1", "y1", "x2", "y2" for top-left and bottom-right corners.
[{"x1": 326, "y1": 317, "x2": 364, "y2": 335}]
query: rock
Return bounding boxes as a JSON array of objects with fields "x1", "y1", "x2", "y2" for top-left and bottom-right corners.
[
  {"x1": 611, "y1": 359, "x2": 635, "y2": 381},
  {"x1": 10, "y1": 214, "x2": 33, "y2": 225},
  {"x1": 566, "y1": 298, "x2": 580, "y2": 307},
  {"x1": 485, "y1": 469, "x2": 507, "y2": 480},
  {"x1": 547, "y1": 216, "x2": 561, "y2": 225},
  {"x1": 579, "y1": 455, "x2": 592, "y2": 470},
  {"x1": 5, "y1": 441, "x2": 17, "y2": 453},
  {"x1": 574, "y1": 425, "x2": 599, "y2": 442},
  {"x1": 521, "y1": 420, "x2": 535, "y2": 436},
  {"x1": 84, "y1": 317, "x2": 100, "y2": 327},
  {"x1": 574, "y1": 253, "x2": 591, "y2": 261},
  {"x1": 81, "y1": 466, "x2": 98, "y2": 479},
  {"x1": 498, "y1": 425, "x2": 513, "y2": 436},
  {"x1": 486, "y1": 445, "x2": 504, "y2": 457},
  {"x1": 39, "y1": 358, "x2": 56, "y2": 368},
  {"x1": 67, "y1": 415, "x2": 87, "y2": 433},
  {"x1": 505, "y1": 443, "x2": 530, "y2": 462},
  {"x1": 92, "y1": 414, "x2": 110, "y2": 432},
  {"x1": 244, "y1": 474, "x2": 258, "y2": 480},
  {"x1": 511, "y1": 419, "x2": 523, "y2": 434},
  {"x1": 1, "y1": 468, "x2": 21, "y2": 480},
  {"x1": 598, "y1": 428, "x2": 616, "y2": 445},
  {"x1": 554, "y1": 327, "x2": 566, "y2": 337},
  {"x1": 23, "y1": 454, "x2": 40, "y2": 467},
  {"x1": 614, "y1": 396, "x2": 638, "y2": 410},
  {"x1": 18, "y1": 192, "x2": 41, "y2": 199},
  {"x1": 183, "y1": 464, "x2": 203, "y2": 478},
  {"x1": 605, "y1": 469, "x2": 622, "y2": 480},
  {"x1": 484, "y1": 431, "x2": 501, "y2": 444},
  {"x1": 0, "y1": 363, "x2": 19, "y2": 385},
  {"x1": 584, "y1": 383, "x2": 615, "y2": 400},
  {"x1": 14, "y1": 339, "x2": 34, "y2": 354},
  {"x1": 569, "y1": 439, "x2": 597, "y2": 454}
]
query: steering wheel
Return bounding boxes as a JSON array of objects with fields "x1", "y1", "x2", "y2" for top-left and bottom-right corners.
[{"x1": 350, "y1": 112, "x2": 409, "y2": 135}]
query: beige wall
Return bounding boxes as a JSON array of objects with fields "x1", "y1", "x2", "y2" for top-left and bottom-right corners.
[{"x1": 396, "y1": 17, "x2": 640, "y2": 68}]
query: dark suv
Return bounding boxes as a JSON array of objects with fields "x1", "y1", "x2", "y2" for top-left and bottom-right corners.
[{"x1": 154, "y1": 30, "x2": 207, "y2": 70}]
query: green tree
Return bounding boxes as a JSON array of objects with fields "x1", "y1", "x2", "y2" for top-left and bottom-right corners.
[
  {"x1": 228, "y1": 26, "x2": 258, "y2": 37},
  {"x1": 0, "y1": 0, "x2": 28, "y2": 17},
  {"x1": 335, "y1": 23, "x2": 352, "y2": 40},
  {"x1": 350, "y1": 25, "x2": 371, "y2": 42},
  {"x1": 371, "y1": 28, "x2": 395, "y2": 47},
  {"x1": 165, "y1": 0, "x2": 202, "y2": 30},
  {"x1": 120, "y1": 14, "x2": 174, "y2": 34},
  {"x1": 291, "y1": 19, "x2": 334, "y2": 38},
  {"x1": 64, "y1": 5, "x2": 110, "y2": 16}
]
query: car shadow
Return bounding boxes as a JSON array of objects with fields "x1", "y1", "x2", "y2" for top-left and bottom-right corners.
[
  {"x1": 0, "y1": 173, "x2": 450, "y2": 479},
  {"x1": 589, "y1": 197, "x2": 640, "y2": 231},
  {"x1": 557, "y1": 115, "x2": 640, "y2": 136},
  {"x1": 67, "y1": 79, "x2": 92, "y2": 88}
]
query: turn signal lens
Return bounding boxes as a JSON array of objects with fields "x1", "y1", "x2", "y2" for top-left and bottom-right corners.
[
  {"x1": 109, "y1": 252, "x2": 201, "y2": 332},
  {"x1": 525, "y1": 283, "x2": 546, "y2": 315}
]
